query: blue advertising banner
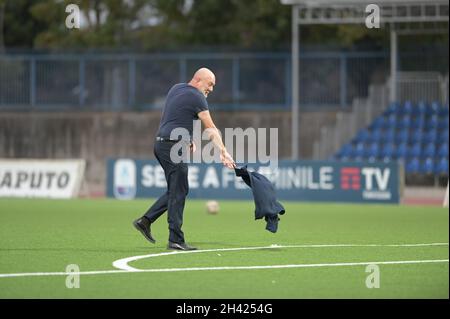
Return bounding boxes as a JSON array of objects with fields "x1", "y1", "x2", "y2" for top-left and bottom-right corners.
[{"x1": 107, "y1": 159, "x2": 401, "y2": 204}]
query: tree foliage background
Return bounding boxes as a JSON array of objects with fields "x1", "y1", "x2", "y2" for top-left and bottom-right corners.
[{"x1": 0, "y1": 0, "x2": 446, "y2": 51}]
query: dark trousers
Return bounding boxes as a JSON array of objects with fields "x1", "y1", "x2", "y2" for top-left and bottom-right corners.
[{"x1": 144, "y1": 141, "x2": 189, "y2": 244}]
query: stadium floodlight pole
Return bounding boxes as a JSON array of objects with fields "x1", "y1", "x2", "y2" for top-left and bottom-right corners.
[
  {"x1": 390, "y1": 25, "x2": 398, "y2": 103},
  {"x1": 0, "y1": 2, "x2": 5, "y2": 53},
  {"x1": 291, "y1": 5, "x2": 300, "y2": 160}
]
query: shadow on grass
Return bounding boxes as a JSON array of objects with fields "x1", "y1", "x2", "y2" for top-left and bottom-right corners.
[
  {"x1": 188, "y1": 242, "x2": 285, "y2": 251},
  {"x1": 0, "y1": 244, "x2": 287, "y2": 254}
]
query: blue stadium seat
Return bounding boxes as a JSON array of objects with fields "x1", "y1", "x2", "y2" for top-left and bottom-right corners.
[
  {"x1": 381, "y1": 143, "x2": 395, "y2": 161},
  {"x1": 381, "y1": 129, "x2": 396, "y2": 144},
  {"x1": 438, "y1": 118, "x2": 449, "y2": 130},
  {"x1": 438, "y1": 106, "x2": 449, "y2": 117},
  {"x1": 355, "y1": 142, "x2": 365, "y2": 159},
  {"x1": 386, "y1": 114, "x2": 397, "y2": 129},
  {"x1": 425, "y1": 115, "x2": 439, "y2": 130},
  {"x1": 411, "y1": 115, "x2": 425, "y2": 130},
  {"x1": 438, "y1": 130, "x2": 449, "y2": 144},
  {"x1": 408, "y1": 143, "x2": 422, "y2": 158},
  {"x1": 396, "y1": 129, "x2": 409, "y2": 144},
  {"x1": 430, "y1": 101, "x2": 441, "y2": 114},
  {"x1": 410, "y1": 130, "x2": 424, "y2": 144},
  {"x1": 412, "y1": 101, "x2": 427, "y2": 117},
  {"x1": 425, "y1": 104, "x2": 435, "y2": 117},
  {"x1": 437, "y1": 144, "x2": 449, "y2": 158},
  {"x1": 338, "y1": 143, "x2": 354, "y2": 159},
  {"x1": 396, "y1": 143, "x2": 408, "y2": 159},
  {"x1": 398, "y1": 115, "x2": 411, "y2": 129},
  {"x1": 353, "y1": 129, "x2": 370, "y2": 143},
  {"x1": 370, "y1": 116, "x2": 386, "y2": 130},
  {"x1": 368, "y1": 129, "x2": 382, "y2": 143},
  {"x1": 405, "y1": 157, "x2": 420, "y2": 174},
  {"x1": 365, "y1": 142, "x2": 380, "y2": 160},
  {"x1": 435, "y1": 157, "x2": 449, "y2": 175},
  {"x1": 423, "y1": 143, "x2": 436, "y2": 159},
  {"x1": 420, "y1": 158, "x2": 435, "y2": 174},
  {"x1": 383, "y1": 102, "x2": 400, "y2": 116},
  {"x1": 402, "y1": 101, "x2": 414, "y2": 115},
  {"x1": 423, "y1": 129, "x2": 438, "y2": 144}
]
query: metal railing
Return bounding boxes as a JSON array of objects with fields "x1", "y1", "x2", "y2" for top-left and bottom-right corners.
[
  {"x1": 395, "y1": 72, "x2": 449, "y2": 103},
  {"x1": 0, "y1": 49, "x2": 446, "y2": 111}
]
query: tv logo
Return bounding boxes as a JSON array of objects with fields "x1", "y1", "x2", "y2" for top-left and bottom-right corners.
[
  {"x1": 340, "y1": 167, "x2": 361, "y2": 190},
  {"x1": 341, "y1": 167, "x2": 390, "y2": 191},
  {"x1": 114, "y1": 159, "x2": 137, "y2": 199},
  {"x1": 361, "y1": 168, "x2": 390, "y2": 191}
]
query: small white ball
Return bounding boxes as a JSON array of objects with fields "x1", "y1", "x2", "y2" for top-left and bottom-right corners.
[{"x1": 205, "y1": 200, "x2": 220, "y2": 214}]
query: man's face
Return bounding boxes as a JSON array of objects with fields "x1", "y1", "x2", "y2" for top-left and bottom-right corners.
[{"x1": 200, "y1": 76, "x2": 215, "y2": 98}]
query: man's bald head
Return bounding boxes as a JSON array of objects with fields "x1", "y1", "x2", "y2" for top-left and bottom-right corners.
[
  {"x1": 193, "y1": 68, "x2": 215, "y2": 82},
  {"x1": 189, "y1": 68, "x2": 216, "y2": 98}
]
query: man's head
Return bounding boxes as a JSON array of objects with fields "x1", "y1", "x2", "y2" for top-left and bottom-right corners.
[{"x1": 188, "y1": 68, "x2": 216, "y2": 98}]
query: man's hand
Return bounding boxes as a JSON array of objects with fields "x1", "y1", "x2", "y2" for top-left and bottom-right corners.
[
  {"x1": 220, "y1": 149, "x2": 236, "y2": 169},
  {"x1": 190, "y1": 141, "x2": 196, "y2": 153}
]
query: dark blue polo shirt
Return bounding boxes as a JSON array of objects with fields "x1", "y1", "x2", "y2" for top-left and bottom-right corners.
[{"x1": 157, "y1": 83, "x2": 209, "y2": 139}]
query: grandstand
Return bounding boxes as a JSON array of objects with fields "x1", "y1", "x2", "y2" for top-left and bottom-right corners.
[
  {"x1": 284, "y1": 0, "x2": 449, "y2": 192},
  {"x1": 334, "y1": 100, "x2": 449, "y2": 186}
]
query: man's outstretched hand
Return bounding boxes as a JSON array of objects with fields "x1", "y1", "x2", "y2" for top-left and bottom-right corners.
[
  {"x1": 190, "y1": 141, "x2": 197, "y2": 153},
  {"x1": 221, "y1": 150, "x2": 236, "y2": 169}
]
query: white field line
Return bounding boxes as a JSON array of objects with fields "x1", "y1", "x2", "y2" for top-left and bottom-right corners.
[
  {"x1": 0, "y1": 243, "x2": 447, "y2": 279},
  {"x1": 112, "y1": 242, "x2": 450, "y2": 271},
  {"x1": 0, "y1": 259, "x2": 448, "y2": 278}
]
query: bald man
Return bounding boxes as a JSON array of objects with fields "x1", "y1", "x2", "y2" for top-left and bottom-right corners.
[{"x1": 133, "y1": 68, "x2": 235, "y2": 251}]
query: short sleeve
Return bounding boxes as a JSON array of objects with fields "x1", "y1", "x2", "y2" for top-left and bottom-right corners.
[{"x1": 192, "y1": 92, "x2": 209, "y2": 114}]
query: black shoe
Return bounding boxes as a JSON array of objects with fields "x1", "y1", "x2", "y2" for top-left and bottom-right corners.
[
  {"x1": 167, "y1": 241, "x2": 197, "y2": 251},
  {"x1": 133, "y1": 217, "x2": 155, "y2": 244}
]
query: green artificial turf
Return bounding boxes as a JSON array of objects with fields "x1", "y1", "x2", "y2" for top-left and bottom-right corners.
[{"x1": 0, "y1": 198, "x2": 448, "y2": 298}]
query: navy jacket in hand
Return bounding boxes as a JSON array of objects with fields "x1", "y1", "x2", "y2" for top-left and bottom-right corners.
[{"x1": 234, "y1": 166, "x2": 285, "y2": 233}]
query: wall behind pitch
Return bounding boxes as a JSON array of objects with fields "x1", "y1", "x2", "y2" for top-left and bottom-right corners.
[
  {"x1": 107, "y1": 159, "x2": 401, "y2": 204},
  {"x1": 0, "y1": 110, "x2": 338, "y2": 195}
]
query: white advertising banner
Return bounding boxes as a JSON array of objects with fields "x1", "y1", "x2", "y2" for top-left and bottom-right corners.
[{"x1": 0, "y1": 159, "x2": 85, "y2": 198}]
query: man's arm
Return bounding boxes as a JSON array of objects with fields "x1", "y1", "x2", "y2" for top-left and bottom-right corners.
[{"x1": 198, "y1": 110, "x2": 235, "y2": 169}]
